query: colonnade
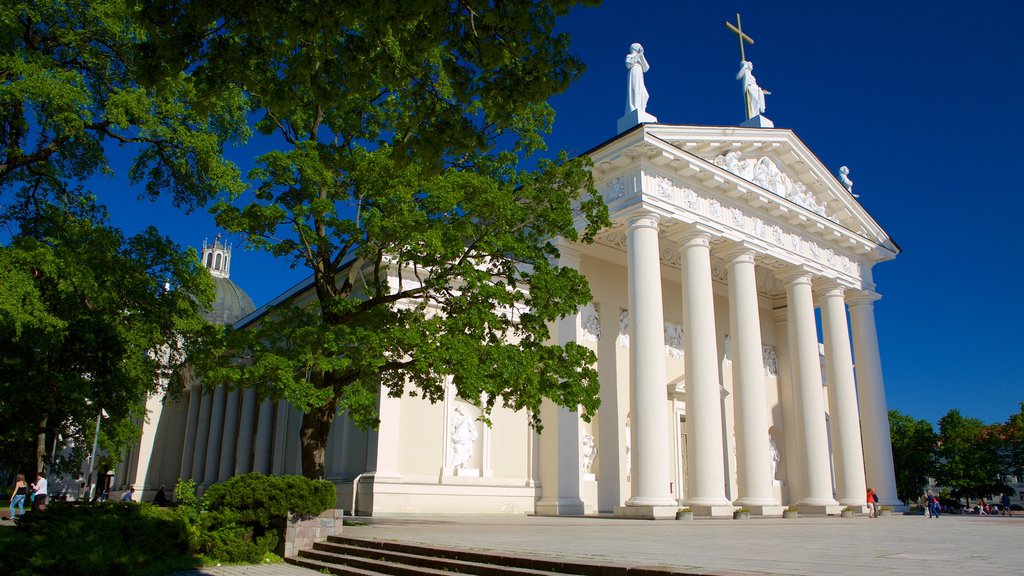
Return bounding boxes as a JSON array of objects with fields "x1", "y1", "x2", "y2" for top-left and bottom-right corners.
[
  {"x1": 178, "y1": 386, "x2": 286, "y2": 486},
  {"x1": 621, "y1": 209, "x2": 897, "y2": 517}
]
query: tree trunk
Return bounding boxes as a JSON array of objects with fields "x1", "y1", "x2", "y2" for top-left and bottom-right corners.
[
  {"x1": 300, "y1": 400, "x2": 336, "y2": 479},
  {"x1": 35, "y1": 413, "x2": 48, "y2": 474}
]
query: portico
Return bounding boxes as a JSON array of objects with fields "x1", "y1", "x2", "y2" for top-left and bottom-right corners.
[{"x1": 575, "y1": 120, "x2": 899, "y2": 518}]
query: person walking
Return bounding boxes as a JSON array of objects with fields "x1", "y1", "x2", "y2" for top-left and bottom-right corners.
[
  {"x1": 30, "y1": 471, "x2": 47, "y2": 511},
  {"x1": 8, "y1": 474, "x2": 28, "y2": 519},
  {"x1": 866, "y1": 488, "x2": 878, "y2": 518}
]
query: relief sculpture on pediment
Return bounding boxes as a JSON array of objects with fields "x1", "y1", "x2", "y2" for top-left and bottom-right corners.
[{"x1": 713, "y1": 151, "x2": 836, "y2": 222}]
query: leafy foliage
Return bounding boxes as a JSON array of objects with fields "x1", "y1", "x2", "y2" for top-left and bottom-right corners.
[
  {"x1": 888, "y1": 409, "x2": 938, "y2": 503},
  {"x1": 176, "y1": 473, "x2": 334, "y2": 563},
  {"x1": 0, "y1": 197, "x2": 215, "y2": 475},
  {"x1": 0, "y1": 502, "x2": 197, "y2": 576},
  {"x1": 0, "y1": 0, "x2": 247, "y2": 211},
  {"x1": 935, "y1": 409, "x2": 1007, "y2": 500},
  {"x1": 144, "y1": 0, "x2": 611, "y2": 478}
]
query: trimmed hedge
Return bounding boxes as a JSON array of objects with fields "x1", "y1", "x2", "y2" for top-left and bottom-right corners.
[
  {"x1": 187, "y1": 473, "x2": 335, "y2": 563},
  {"x1": 0, "y1": 502, "x2": 198, "y2": 576},
  {"x1": 0, "y1": 473, "x2": 336, "y2": 571}
]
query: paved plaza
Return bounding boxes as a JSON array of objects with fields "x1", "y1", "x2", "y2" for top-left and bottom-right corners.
[{"x1": 165, "y1": 512, "x2": 1023, "y2": 576}]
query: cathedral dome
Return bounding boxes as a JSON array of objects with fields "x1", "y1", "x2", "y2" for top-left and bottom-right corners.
[{"x1": 200, "y1": 234, "x2": 256, "y2": 325}]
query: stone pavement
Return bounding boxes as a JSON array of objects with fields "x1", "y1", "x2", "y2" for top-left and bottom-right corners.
[
  {"x1": 7, "y1": 511, "x2": 1023, "y2": 575},
  {"x1": 336, "y1": 513, "x2": 1024, "y2": 576}
]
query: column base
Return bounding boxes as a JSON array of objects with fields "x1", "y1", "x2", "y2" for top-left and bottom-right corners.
[
  {"x1": 745, "y1": 505, "x2": 787, "y2": 517},
  {"x1": 535, "y1": 498, "x2": 585, "y2": 516},
  {"x1": 689, "y1": 504, "x2": 736, "y2": 518},
  {"x1": 734, "y1": 496, "x2": 778, "y2": 507},
  {"x1": 613, "y1": 504, "x2": 678, "y2": 519},
  {"x1": 798, "y1": 504, "x2": 846, "y2": 515},
  {"x1": 797, "y1": 496, "x2": 840, "y2": 507}
]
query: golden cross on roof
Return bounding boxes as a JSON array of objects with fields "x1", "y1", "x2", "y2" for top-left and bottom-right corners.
[{"x1": 725, "y1": 13, "x2": 754, "y2": 62}]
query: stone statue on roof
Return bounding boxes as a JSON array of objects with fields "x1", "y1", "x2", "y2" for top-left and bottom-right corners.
[
  {"x1": 626, "y1": 43, "x2": 651, "y2": 114},
  {"x1": 736, "y1": 61, "x2": 770, "y2": 119}
]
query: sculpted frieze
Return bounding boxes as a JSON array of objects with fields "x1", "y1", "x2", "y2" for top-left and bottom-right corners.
[
  {"x1": 713, "y1": 151, "x2": 836, "y2": 222},
  {"x1": 594, "y1": 170, "x2": 863, "y2": 283}
]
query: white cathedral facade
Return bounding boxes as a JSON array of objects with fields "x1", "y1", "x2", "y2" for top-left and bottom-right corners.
[{"x1": 116, "y1": 47, "x2": 901, "y2": 519}]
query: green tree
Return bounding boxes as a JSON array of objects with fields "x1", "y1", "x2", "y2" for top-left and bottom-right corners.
[
  {"x1": 888, "y1": 409, "x2": 937, "y2": 504},
  {"x1": 0, "y1": 0, "x2": 246, "y2": 211},
  {"x1": 1, "y1": 0, "x2": 243, "y2": 477},
  {"x1": 994, "y1": 402, "x2": 1024, "y2": 488},
  {"x1": 145, "y1": 0, "x2": 609, "y2": 478},
  {"x1": 935, "y1": 409, "x2": 1006, "y2": 502},
  {"x1": 0, "y1": 196, "x2": 214, "y2": 476}
]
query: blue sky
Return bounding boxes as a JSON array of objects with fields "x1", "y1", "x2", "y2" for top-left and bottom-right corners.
[{"x1": 86, "y1": 1, "x2": 1021, "y2": 426}]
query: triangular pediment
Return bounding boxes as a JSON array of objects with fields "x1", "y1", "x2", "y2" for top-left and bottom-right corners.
[{"x1": 637, "y1": 124, "x2": 896, "y2": 253}]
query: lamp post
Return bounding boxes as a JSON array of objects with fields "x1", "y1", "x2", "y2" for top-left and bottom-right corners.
[
  {"x1": 86, "y1": 409, "x2": 107, "y2": 502},
  {"x1": 50, "y1": 433, "x2": 63, "y2": 469}
]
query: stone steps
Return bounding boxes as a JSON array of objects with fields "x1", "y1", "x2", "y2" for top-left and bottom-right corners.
[{"x1": 286, "y1": 535, "x2": 697, "y2": 576}]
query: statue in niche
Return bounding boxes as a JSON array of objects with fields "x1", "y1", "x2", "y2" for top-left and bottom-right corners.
[
  {"x1": 626, "y1": 43, "x2": 651, "y2": 114},
  {"x1": 664, "y1": 322, "x2": 683, "y2": 359},
  {"x1": 582, "y1": 433, "x2": 598, "y2": 473},
  {"x1": 769, "y1": 433, "x2": 781, "y2": 480},
  {"x1": 762, "y1": 345, "x2": 778, "y2": 376},
  {"x1": 617, "y1": 310, "x2": 629, "y2": 348},
  {"x1": 581, "y1": 303, "x2": 600, "y2": 342},
  {"x1": 450, "y1": 405, "x2": 478, "y2": 470},
  {"x1": 736, "y1": 61, "x2": 770, "y2": 118}
]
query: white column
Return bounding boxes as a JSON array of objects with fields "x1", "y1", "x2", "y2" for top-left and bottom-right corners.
[
  {"x1": 179, "y1": 388, "x2": 202, "y2": 480},
  {"x1": 621, "y1": 211, "x2": 676, "y2": 516},
  {"x1": 252, "y1": 398, "x2": 275, "y2": 474},
  {"x1": 203, "y1": 386, "x2": 226, "y2": 485},
  {"x1": 723, "y1": 247, "x2": 775, "y2": 508},
  {"x1": 234, "y1": 389, "x2": 257, "y2": 474},
  {"x1": 217, "y1": 389, "x2": 240, "y2": 481},
  {"x1": 271, "y1": 400, "x2": 290, "y2": 475},
  {"x1": 679, "y1": 231, "x2": 730, "y2": 514},
  {"x1": 190, "y1": 389, "x2": 213, "y2": 482},
  {"x1": 818, "y1": 282, "x2": 868, "y2": 507},
  {"x1": 848, "y1": 290, "x2": 900, "y2": 506},
  {"x1": 782, "y1": 269, "x2": 839, "y2": 508},
  {"x1": 536, "y1": 243, "x2": 585, "y2": 515},
  {"x1": 772, "y1": 305, "x2": 802, "y2": 501}
]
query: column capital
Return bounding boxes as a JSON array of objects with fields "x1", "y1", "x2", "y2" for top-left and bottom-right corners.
[
  {"x1": 626, "y1": 210, "x2": 661, "y2": 231},
  {"x1": 678, "y1": 232, "x2": 711, "y2": 249},
  {"x1": 777, "y1": 265, "x2": 814, "y2": 287},
  {"x1": 718, "y1": 245, "x2": 757, "y2": 265},
  {"x1": 846, "y1": 289, "x2": 881, "y2": 307},
  {"x1": 813, "y1": 278, "x2": 846, "y2": 302}
]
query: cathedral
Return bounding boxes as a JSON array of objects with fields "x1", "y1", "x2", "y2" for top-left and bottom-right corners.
[{"x1": 116, "y1": 43, "x2": 900, "y2": 519}]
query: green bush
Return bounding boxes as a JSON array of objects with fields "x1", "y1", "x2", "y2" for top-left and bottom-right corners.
[
  {"x1": 0, "y1": 502, "x2": 198, "y2": 576},
  {"x1": 184, "y1": 473, "x2": 335, "y2": 563}
]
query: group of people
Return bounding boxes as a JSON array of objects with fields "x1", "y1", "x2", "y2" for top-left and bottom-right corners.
[
  {"x1": 7, "y1": 472, "x2": 48, "y2": 519},
  {"x1": 920, "y1": 490, "x2": 1015, "y2": 517}
]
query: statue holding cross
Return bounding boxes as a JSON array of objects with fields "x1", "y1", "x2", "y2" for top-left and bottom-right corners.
[{"x1": 726, "y1": 14, "x2": 771, "y2": 121}]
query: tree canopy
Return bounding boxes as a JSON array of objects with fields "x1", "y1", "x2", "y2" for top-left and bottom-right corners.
[
  {"x1": 888, "y1": 409, "x2": 937, "y2": 504},
  {"x1": 138, "y1": 0, "x2": 610, "y2": 478},
  {"x1": 0, "y1": 196, "x2": 213, "y2": 477},
  {"x1": 935, "y1": 409, "x2": 1007, "y2": 501}
]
